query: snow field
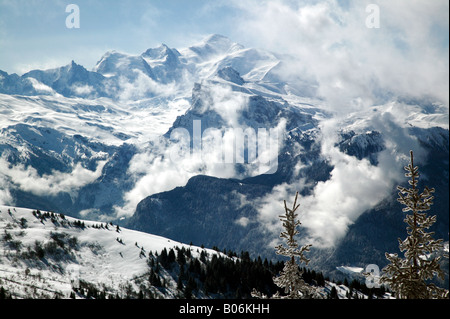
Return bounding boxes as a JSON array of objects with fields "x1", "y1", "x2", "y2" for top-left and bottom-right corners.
[{"x1": 0, "y1": 205, "x2": 219, "y2": 298}]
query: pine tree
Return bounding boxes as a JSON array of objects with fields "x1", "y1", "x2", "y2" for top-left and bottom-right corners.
[
  {"x1": 328, "y1": 286, "x2": 338, "y2": 299},
  {"x1": 274, "y1": 192, "x2": 316, "y2": 298},
  {"x1": 0, "y1": 286, "x2": 7, "y2": 299},
  {"x1": 252, "y1": 192, "x2": 318, "y2": 299},
  {"x1": 381, "y1": 151, "x2": 449, "y2": 299}
]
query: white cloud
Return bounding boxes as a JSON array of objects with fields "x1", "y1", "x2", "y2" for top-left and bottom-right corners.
[
  {"x1": 206, "y1": 84, "x2": 249, "y2": 128},
  {"x1": 113, "y1": 135, "x2": 240, "y2": 217},
  {"x1": 0, "y1": 158, "x2": 106, "y2": 198},
  {"x1": 114, "y1": 83, "x2": 285, "y2": 218},
  {"x1": 218, "y1": 0, "x2": 448, "y2": 248},
  {"x1": 25, "y1": 77, "x2": 55, "y2": 94},
  {"x1": 117, "y1": 69, "x2": 179, "y2": 101},
  {"x1": 253, "y1": 106, "x2": 427, "y2": 248},
  {"x1": 0, "y1": 174, "x2": 13, "y2": 205},
  {"x1": 228, "y1": 0, "x2": 449, "y2": 111},
  {"x1": 72, "y1": 84, "x2": 94, "y2": 96},
  {"x1": 235, "y1": 216, "x2": 251, "y2": 227}
]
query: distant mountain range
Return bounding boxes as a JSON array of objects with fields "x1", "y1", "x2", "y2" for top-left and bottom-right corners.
[{"x1": 0, "y1": 34, "x2": 448, "y2": 288}]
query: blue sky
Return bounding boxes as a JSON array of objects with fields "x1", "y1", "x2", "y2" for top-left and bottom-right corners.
[
  {"x1": 0, "y1": 0, "x2": 448, "y2": 106},
  {"x1": 0, "y1": 0, "x2": 241, "y2": 74}
]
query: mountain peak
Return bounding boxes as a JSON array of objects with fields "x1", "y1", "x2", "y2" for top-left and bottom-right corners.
[
  {"x1": 201, "y1": 34, "x2": 242, "y2": 51},
  {"x1": 142, "y1": 44, "x2": 180, "y2": 60},
  {"x1": 203, "y1": 34, "x2": 230, "y2": 44},
  {"x1": 68, "y1": 60, "x2": 84, "y2": 71},
  {"x1": 183, "y1": 34, "x2": 244, "y2": 62},
  {"x1": 66, "y1": 60, "x2": 88, "y2": 74},
  {"x1": 93, "y1": 51, "x2": 128, "y2": 70}
]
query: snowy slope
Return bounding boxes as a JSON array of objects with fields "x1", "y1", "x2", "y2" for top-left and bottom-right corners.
[
  {"x1": 0, "y1": 205, "x2": 221, "y2": 299},
  {"x1": 0, "y1": 93, "x2": 190, "y2": 146},
  {"x1": 1, "y1": 205, "x2": 393, "y2": 299}
]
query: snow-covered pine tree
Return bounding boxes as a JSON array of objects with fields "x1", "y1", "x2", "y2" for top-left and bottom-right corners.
[
  {"x1": 252, "y1": 192, "x2": 318, "y2": 299},
  {"x1": 381, "y1": 150, "x2": 448, "y2": 299}
]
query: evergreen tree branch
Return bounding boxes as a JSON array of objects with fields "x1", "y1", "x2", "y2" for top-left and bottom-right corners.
[{"x1": 381, "y1": 150, "x2": 448, "y2": 299}]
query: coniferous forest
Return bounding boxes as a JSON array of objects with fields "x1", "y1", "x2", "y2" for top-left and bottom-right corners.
[{"x1": 66, "y1": 245, "x2": 384, "y2": 300}]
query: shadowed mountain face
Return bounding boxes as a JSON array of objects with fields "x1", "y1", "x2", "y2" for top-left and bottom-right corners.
[
  {"x1": 127, "y1": 127, "x2": 449, "y2": 275},
  {"x1": 129, "y1": 175, "x2": 272, "y2": 251}
]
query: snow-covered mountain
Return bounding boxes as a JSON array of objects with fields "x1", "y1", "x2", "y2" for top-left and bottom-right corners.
[
  {"x1": 1, "y1": 34, "x2": 448, "y2": 294},
  {"x1": 0, "y1": 34, "x2": 284, "y2": 101},
  {"x1": 0, "y1": 34, "x2": 322, "y2": 218}
]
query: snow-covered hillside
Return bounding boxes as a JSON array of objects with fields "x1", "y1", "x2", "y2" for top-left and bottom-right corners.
[
  {"x1": 1, "y1": 204, "x2": 394, "y2": 299},
  {"x1": 0, "y1": 205, "x2": 221, "y2": 299}
]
